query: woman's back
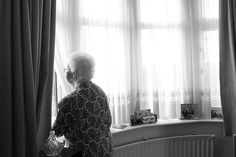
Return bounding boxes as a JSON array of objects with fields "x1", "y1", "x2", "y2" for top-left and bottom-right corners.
[{"x1": 53, "y1": 80, "x2": 113, "y2": 157}]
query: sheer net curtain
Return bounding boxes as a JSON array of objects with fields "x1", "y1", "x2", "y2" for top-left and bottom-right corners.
[
  {"x1": 138, "y1": 0, "x2": 186, "y2": 119},
  {"x1": 138, "y1": 0, "x2": 220, "y2": 119},
  {"x1": 200, "y1": 0, "x2": 221, "y2": 108},
  {"x1": 78, "y1": 0, "x2": 133, "y2": 125},
  {"x1": 54, "y1": 0, "x2": 132, "y2": 125},
  {"x1": 54, "y1": 0, "x2": 220, "y2": 126}
]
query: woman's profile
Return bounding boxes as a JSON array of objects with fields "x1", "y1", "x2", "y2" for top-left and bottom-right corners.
[{"x1": 52, "y1": 52, "x2": 113, "y2": 157}]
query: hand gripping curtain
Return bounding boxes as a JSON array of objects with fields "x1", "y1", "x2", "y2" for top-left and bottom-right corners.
[
  {"x1": 220, "y1": 0, "x2": 236, "y2": 137},
  {"x1": 0, "y1": 0, "x2": 56, "y2": 157}
]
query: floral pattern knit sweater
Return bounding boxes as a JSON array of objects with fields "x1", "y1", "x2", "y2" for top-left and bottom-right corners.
[{"x1": 53, "y1": 80, "x2": 113, "y2": 157}]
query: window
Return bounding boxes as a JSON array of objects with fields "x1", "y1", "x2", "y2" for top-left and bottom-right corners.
[
  {"x1": 200, "y1": 0, "x2": 220, "y2": 108},
  {"x1": 53, "y1": 0, "x2": 220, "y2": 125},
  {"x1": 137, "y1": 0, "x2": 220, "y2": 119}
]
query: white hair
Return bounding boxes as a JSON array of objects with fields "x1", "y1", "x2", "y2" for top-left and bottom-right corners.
[{"x1": 69, "y1": 52, "x2": 95, "y2": 81}]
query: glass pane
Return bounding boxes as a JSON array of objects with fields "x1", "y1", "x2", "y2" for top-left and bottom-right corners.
[
  {"x1": 201, "y1": 0, "x2": 219, "y2": 19},
  {"x1": 80, "y1": 26, "x2": 129, "y2": 94},
  {"x1": 79, "y1": 0, "x2": 124, "y2": 23},
  {"x1": 203, "y1": 31, "x2": 219, "y2": 63},
  {"x1": 202, "y1": 30, "x2": 221, "y2": 107},
  {"x1": 141, "y1": 29, "x2": 183, "y2": 65},
  {"x1": 139, "y1": 0, "x2": 182, "y2": 25}
]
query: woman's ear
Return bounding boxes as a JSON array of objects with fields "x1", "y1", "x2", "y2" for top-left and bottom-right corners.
[{"x1": 66, "y1": 70, "x2": 75, "y2": 84}]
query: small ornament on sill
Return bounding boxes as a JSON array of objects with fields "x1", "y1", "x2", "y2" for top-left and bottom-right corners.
[
  {"x1": 42, "y1": 131, "x2": 65, "y2": 156},
  {"x1": 130, "y1": 109, "x2": 158, "y2": 126}
]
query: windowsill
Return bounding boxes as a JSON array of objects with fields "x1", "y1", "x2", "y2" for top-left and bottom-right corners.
[
  {"x1": 111, "y1": 118, "x2": 224, "y2": 148},
  {"x1": 111, "y1": 118, "x2": 223, "y2": 133}
]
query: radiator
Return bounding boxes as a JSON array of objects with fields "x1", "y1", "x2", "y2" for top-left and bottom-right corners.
[{"x1": 113, "y1": 134, "x2": 214, "y2": 157}]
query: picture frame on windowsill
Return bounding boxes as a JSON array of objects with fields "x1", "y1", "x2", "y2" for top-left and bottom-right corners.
[
  {"x1": 180, "y1": 104, "x2": 198, "y2": 120},
  {"x1": 211, "y1": 107, "x2": 223, "y2": 119}
]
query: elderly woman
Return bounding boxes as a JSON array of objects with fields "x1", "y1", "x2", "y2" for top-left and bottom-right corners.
[{"x1": 52, "y1": 52, "x2": 113, "y2": 157}]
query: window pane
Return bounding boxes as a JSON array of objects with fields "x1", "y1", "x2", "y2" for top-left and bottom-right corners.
[
  {"x1": 203, "y1": 31, "x2": 219, "y2": 63},
  {"x1": 139, "y1": 0, "x2": 182, "y2": 25},
  {"x1": 80, "y1": 26, "x2": 129, "y2": 94},
  {"x1": 202, "y1": 30, "x2": 221, "y2": 107},
  {"x1": 141, "y1": 29, "x2": 183, "y2": 65},
  {"x1": 140, "y1": 29, "x2": 184, "y2": 92},
  {"x1": 79, "y1": 0, "x2": 124, "y2": 24},
  {"x1": 201, "y1": 0, "x2": 219, "y2": 19}
]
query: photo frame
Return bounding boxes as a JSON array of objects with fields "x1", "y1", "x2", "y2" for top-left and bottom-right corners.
[
  {"x1": 211, "y1": 107, "x2": 223, "y2": 119},
  {"x1": 135, "y1": 109, "x2": 152, "y2": 119},
  {"x1": 181, "y1": 104, "x2": 198, "y2": 119}
]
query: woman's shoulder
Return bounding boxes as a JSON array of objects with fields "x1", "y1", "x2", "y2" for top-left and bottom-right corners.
[
  {"x1": 58, "y1": 94, "x2": 76, "y2": 109},
  {"x1": 76, "y1": 80, "x2": 107, "y2": 99},
  {"x1": 79, "y1": 81, "x2": 103, "y2": 92},
  {"x1": 89, "y1": 81, "x2": 106, "y2": 93}
]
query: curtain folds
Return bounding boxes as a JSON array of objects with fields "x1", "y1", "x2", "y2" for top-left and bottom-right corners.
[
  {"x1": 219, "y1": 0, "x2": 236, "y2": 136},
  {"x1": 0, "y1": 0, "x2": 56, "y2": 156}
]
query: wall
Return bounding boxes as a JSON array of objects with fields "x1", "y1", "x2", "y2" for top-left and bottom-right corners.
[{"x1": 111, "y1": 120, "x2": 233, "y2": 157}]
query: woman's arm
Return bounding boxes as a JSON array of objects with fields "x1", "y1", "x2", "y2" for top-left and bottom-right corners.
[{"x1": 52, "y1": 99, "x2": 68, "y2": 136}]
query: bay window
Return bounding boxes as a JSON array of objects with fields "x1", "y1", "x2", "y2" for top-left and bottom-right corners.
[{"x1": 53, "y1": 0, "x2": 220, "y2": 126}]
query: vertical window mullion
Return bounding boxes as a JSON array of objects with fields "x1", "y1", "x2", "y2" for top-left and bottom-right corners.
[
  {"x1": 129, "y1": 0, "x2": 142, "y2": 113},
  {"x1": 182, "y1": 0, "x2": 203, "y2": 117}
]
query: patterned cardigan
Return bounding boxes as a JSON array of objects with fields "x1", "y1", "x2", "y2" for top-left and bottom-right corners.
[{"x1": 53, "y1": 80, "x2": 113, "y2": 157}]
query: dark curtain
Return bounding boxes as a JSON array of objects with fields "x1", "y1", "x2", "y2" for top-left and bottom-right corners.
[
  {"x1": 219, "y1": 0, "x2": 236, "y2": 136},
  {"x1": 0, "y1": 0, "x2": 56, "y2": 156}
]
